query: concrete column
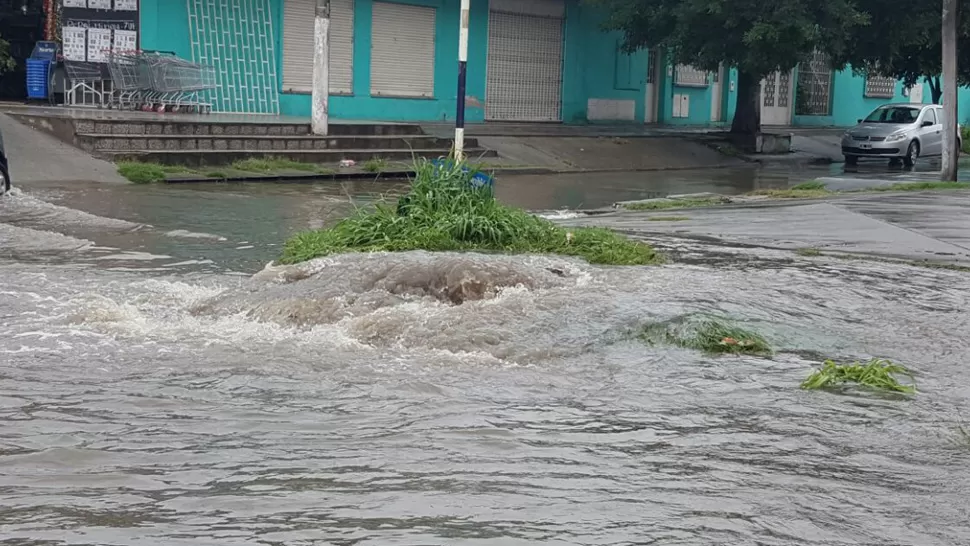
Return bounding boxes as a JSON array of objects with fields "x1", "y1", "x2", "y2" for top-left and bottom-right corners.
[
  {"x1": 941, "y1": 0, "x2": 959, "y2": 181},
  {"x1": 311, "y1": 0, "x2": 331, "y2": 136}
]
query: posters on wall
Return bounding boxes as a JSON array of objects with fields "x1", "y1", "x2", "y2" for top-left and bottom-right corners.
[{"x1": 61, "y1": 0, "x2": 140, "y2": 64}]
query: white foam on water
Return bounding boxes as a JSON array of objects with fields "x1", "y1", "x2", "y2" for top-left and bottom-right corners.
[
  {"x1": 536, "y1": 209, "x2": 587, "y2": 220},
  {"x1": 93, "y1": 251, "x2": 174, "y2": 261},
  {"x1": 0, "y1": 189, "x2": 144, "y2": 231},
  {"x1": 165, "y1": 229, "x2": 229, "y2": 241}
]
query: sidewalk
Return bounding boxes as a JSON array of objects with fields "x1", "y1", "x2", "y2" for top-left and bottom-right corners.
[{"x1": 568, "y1": 190, "x2": 970, "y2": 266}]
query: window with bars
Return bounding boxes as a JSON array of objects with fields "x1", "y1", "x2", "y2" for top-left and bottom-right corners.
[
  {"x1": 795, "y1": 51, "x2": 833, "y2": 116},
  {"x1": 865, "y1": 75, "x2": 897, "y2": 98},
  {"x1": 674, "y1": 64, "x2": 708, "y2": 87}
]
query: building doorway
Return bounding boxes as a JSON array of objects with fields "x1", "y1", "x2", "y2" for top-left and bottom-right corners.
[{"x1": 761, "y1": 70, "x2": 793, "y2": 126}]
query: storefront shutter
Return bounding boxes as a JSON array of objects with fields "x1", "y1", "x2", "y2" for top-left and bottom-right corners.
[
  {"x1": 370, "y1": 2, "x2": 436, "y2": 98},
  {"x1": 485, "y1": 1, "x2": 564, "y2": 121},
  {"x1": 282, "y1": 0, "x2": 354, "y2": 95}
]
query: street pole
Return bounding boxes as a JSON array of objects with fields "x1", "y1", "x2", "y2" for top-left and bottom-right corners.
[
  {"x1": 454, "y1": 0, "x2": 470, "y2": 160},
  {"x1": 311, "y1": 0, "x2": 331, "y2": 136},
  {"x1": 941, "y1": 0, "x2": 959, "y2": 181}
]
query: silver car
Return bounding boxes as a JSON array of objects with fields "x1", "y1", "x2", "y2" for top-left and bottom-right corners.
[{"x1": 841, "y1": 104, "x2": 962, "y2": 167}]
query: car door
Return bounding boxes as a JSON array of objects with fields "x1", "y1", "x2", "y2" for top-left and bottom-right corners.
[{"x1": 921, "y1": 107, "x2": 943, "y2": 156}]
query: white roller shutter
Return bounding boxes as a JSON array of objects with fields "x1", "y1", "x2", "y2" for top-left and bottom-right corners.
[
  {"x1": 282, "y1": 0, "x2": 354, "y2": 94},
  {"x1": 486, "y1": 2, "x2": 564, "y2": 121},
  {"x1": 370, "y1": 2, "x2": 436, "y2": 98}
]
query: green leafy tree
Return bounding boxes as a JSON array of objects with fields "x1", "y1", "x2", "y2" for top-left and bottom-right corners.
[
  {"x1": 834, "y1": 0, "x2": 970, "y2": 104},
  {"x1": 0, "y1": 32, "x2": 16, "y2": 76},
  {"x1": 589, "y1": 0, "x2": 867, "y2": 134}
]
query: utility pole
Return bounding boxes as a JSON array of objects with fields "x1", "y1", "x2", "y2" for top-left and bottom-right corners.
[
  {"x1": 311, "y1": 0, "x2": 331, "y2": 136},
  {"x1": 941, "y1": 0, "x2": 959, "y2": 181},
  {"x1": 454, "y1": 0, "x2": 470, "y2": 160}
]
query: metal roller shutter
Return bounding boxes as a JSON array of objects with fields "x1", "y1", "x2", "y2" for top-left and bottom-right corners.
[
  {"x1": 486, "y1": 2, "x2": 564, "y2": 121},
  {"x1": 282, "y1": 0, "x2": 354, "y2": 94},
  {"x1": 370, "y1": 2, "x2": 436, "y2": 98}
]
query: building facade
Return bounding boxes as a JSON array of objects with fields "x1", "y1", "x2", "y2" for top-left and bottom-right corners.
[{"x1": 138, "y1": 0, "x2": 967, "y2": 126}]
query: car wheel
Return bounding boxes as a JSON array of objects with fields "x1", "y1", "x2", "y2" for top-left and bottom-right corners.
[
  {"x1": 844, "y1": 155, "x2": 858, "y2": 166},
  {"x1": 903, "y1": 141, "x2": 920, "y2": 167}
]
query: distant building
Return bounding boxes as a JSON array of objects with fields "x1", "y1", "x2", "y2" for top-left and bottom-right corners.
[{"x1": 133, "y1": 0, "x2": 970, "y2": 126}]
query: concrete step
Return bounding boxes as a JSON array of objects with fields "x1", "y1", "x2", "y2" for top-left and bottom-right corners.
[
  {"x1": 105, "y1": 148, "x2": 498, "y2": 166},
  {"x1": 78, "y1": 133, "x2": 478, "y2": 153},
  {"x1": 73, "y1": 119, "x2": 425, "y2": 137}
]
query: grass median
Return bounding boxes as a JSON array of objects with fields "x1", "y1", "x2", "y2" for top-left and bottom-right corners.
[{"x1": 280, "y1": 159, "x2": 661, "y2": 266}]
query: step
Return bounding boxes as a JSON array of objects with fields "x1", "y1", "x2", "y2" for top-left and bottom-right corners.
[
  {"x1": 77, "y1": 133, "x2": 478, "y2": 152},
  {"x1": 105, "y1": 147, "x2": 499, "y2": 167},
  {"x1": 72, "y1": 119, "x2": 426, "y2": 137}
]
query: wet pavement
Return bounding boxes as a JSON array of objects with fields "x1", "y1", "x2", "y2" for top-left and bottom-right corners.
[{"x1": 3, "y1": 161, "x2": 970, "y2": 545}]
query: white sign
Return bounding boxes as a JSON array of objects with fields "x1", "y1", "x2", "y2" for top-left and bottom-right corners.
[
  {"x1": 87, "y1": 0, "x2": 111, "y2": 9},
  {"x1": 62, "y1": 0, "x2": 86, "y2": 7},
  {"x1": 63, "y1": 27, "x2": 87, "y2": 61},
  {"x1": 114, "y1": 0, "x2": 138, "y2": 10},
  {"x1": 113, "y1": 29, "x2": 138, "y2": 53},
  {"x1": 86, "y1": 27, "x2": 112, "y2": 62}
]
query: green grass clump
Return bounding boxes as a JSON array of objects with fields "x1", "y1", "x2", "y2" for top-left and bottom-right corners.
[
  {"x1": 748, "y1": 187, "x2": 833, "y2": 199},
  {"x1": 623, "y1": 197, "x2": 724, "y2": 211},
  {"x1": 117, "y1": 161, "x2": 168, "y2": 184},
  {"x1": 647, "y1": 216, "x2": 691, "y2": 222},
  {"x1": 363, "y1": 157, "x2": 389, "y2": 173},
  {"x1": 791, "y1": 181, "x2": 827, "y2": 191},
  {"x1": 280, "y1": 159, "x2": 661, "y2": 266},
  {"x1": 232, "y1": 157, "x2": 320, "y2": 173},
  {"x1": 204, "y1": 170, "x2": 229, "y2": 180},
  {"x1": 874, "y1": 181, "x2": 970, "y2": 192},
  {"x1": 796, "y1": 247, "x2": 822, "y2": 257},
  {"x1": 640, "y1": 315, "x2": 772, "y2": 356},
  {"x1": 801, "y1": 359, "x2": 915, "y2": 394}
]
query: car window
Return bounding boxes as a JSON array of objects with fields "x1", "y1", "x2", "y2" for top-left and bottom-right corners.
[
  {"x1": 864, "y1": 106, "x2": 920, "y2": 123},
  {"x1": 924, "y1": 108, "x2": 938, "y2": 125}
]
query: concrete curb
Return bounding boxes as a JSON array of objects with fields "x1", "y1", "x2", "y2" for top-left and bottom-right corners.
[{"x1": 160, "y1": 162, "x2": 755, "y2": 184}]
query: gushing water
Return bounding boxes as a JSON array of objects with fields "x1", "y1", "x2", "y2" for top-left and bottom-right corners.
[{"x1": 3, "y1": 184, "x2": 970, "y2": 545}]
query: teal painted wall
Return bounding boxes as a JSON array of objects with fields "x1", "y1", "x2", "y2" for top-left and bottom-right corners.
[
  {"x1": 279, "y1": 0, "x2": 482, "y2": 122},
  {"x1": 562, "y1": 2, "x2": 648, "y2": 124},
  {"x1": 139, "y1": 0, "x2": 192, "y2": 60},
  {"x1": 793, "y1": 68, "x2": 918, "y2": 127}
]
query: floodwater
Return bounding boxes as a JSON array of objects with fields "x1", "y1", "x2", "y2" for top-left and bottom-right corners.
[{"x1": 2, "y1": 170, "x2": 970, "y2": 545}]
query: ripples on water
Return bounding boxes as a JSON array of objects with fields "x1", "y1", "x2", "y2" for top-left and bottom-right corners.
[{"x1": 2, "y1": 240, "x2": 970, "y2": 545}]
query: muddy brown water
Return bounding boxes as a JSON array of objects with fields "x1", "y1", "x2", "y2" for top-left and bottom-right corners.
[{"x1": 2, "y1": 173, "x2": 970, "y2": 545}]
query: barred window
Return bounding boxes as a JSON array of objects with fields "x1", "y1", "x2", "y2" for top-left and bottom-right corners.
[
  {"x1": 795, "y1": 51, "x2": 833, "y2": 116},
  {"x1": 674, "y1": 65, "x2": 708, "y2": 87},
  {"x1": 865, "y1": 75, "x2": 897, "y2": 99}
]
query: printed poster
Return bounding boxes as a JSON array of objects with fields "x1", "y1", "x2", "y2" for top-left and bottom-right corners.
[
  {"x1": 62, "y1": 0, "x2": 86, "y2": 7},
  {"x1": 87, "y1": 0, "x2": 111, "y2": 9},
  {"x1": 113, "y1": 29, "x2": 138, "y2": 53},
  {"x1": 86, "y1": 27, "x2": 113, "y2": 62},
  {"x1": 114, "y1": 0, "x2": 138, "y2": 11},
  {"x1": 63, "y1": 27, "x2": 87, "y2": 61}
]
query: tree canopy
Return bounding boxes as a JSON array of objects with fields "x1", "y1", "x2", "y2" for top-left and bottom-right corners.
[
  {"x1": 834, "y1": 0, "x2": 970, "y2": 104},
  {"x1": 590, "y1": 0, "x2": 868, "y2": 133}
]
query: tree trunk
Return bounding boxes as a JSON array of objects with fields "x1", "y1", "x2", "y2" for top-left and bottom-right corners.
[
  {"x1": 927, "y1": 75, "x2": 943, "y2": 104},
  {"x1": 731, "y1": 70, "x2": 761, "y2": 135}
]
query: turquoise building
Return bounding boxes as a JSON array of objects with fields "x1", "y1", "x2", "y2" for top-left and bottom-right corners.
[{"x1": 138, "y1": 0, "x2": 968, "y2": 127}]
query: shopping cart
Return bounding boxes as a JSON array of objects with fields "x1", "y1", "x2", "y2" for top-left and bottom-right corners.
[
  {"x1": 64, "y1": 61, "x2": 109, "y2": 107},
  {"x1": 106, "y1": 50, "x2": 143, "y2": 110},
  {"x1": 140, "y1": 51, "x2": 216, "y2": 113},
  {"x1": 106, "y1": 50, "x2": 216, "y2": 113}
]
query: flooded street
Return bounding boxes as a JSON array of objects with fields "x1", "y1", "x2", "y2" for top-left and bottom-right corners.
[{"x1": 3, "y1": 170, "x2": 970, "y2": 545}]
